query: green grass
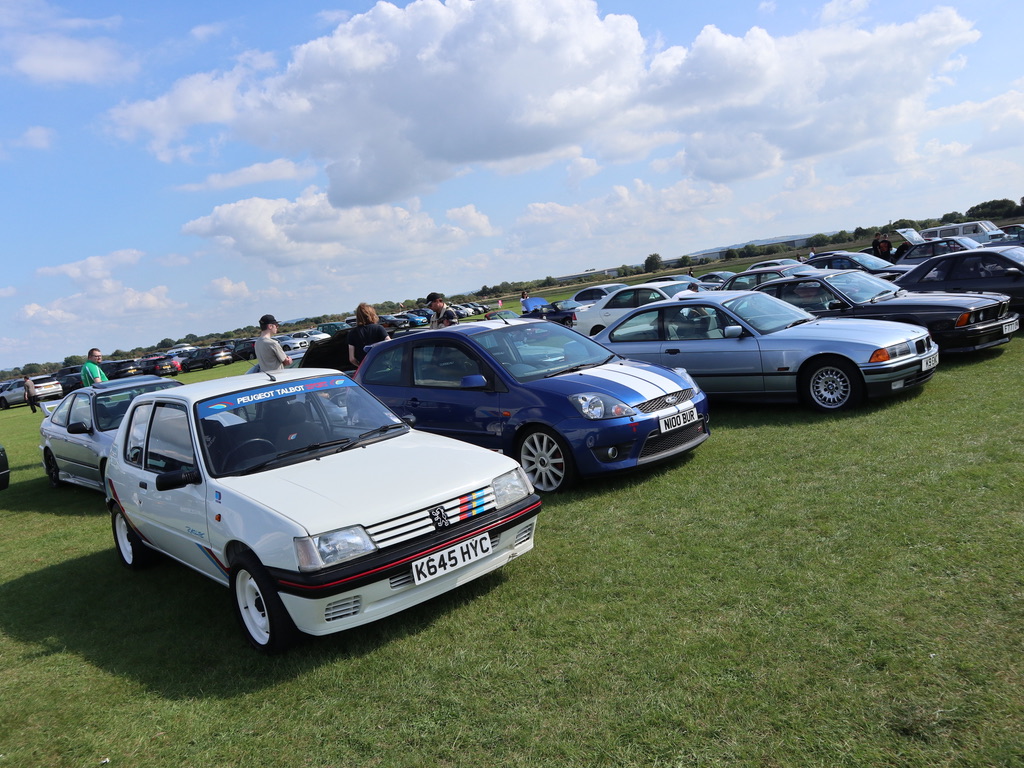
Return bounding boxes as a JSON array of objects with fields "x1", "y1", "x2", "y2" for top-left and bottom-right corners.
[{"x1": 2, "y1": 345, "x2": 1024, "y2": 766}]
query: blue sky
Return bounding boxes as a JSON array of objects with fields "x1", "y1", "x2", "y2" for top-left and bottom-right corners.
[{"x1": 2, "y1": 0, "x2": 1023, "y2": 369}]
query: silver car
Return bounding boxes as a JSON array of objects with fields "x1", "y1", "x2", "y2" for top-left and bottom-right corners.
[
  {"x1": 0, "y1": 375, "x2": 62, "y2": 409},
  {"x1": 40, "y1": 375, "x2": 182, "y2": 491},
  {"x1": 592, "y1": 290, "x2": 939, "y2": 412}
]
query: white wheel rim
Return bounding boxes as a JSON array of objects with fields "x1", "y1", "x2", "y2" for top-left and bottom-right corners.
[
  {"x1": 520, "y1": 432, "x2": 566, "y2": 492},
  {"x1": 810, "y1": 366, "x2": 851, "y2": 408},
  {"x1": 114, "y1": 514, "x2": 134, "y2": 564},
  {"x1": 235, "y1": 569, "x2": 271, "y2": 645}
]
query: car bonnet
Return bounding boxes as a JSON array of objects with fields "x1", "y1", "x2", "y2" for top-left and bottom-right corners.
[
  {"x1": 781, "y1": 317, "x2": 930, "y2": 345},
  {"x1": 214, "y1": 430, "x2": 523, "y2": 535},
  {"x1": 526, "y1": 358, "x2": 689, "y2": 404}
]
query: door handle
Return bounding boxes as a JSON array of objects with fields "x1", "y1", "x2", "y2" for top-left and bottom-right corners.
[
  {"x1": 139, "y1": 482, "x2": 148, "y2": 489},
  {"x1": 665, "y1": 348, "x2": 680, "y2": 354}
]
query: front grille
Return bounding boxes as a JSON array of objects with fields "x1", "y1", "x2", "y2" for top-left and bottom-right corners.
[
  {"x1": 325, "y1": 595, "x2": 361, "y2": 621},
  {"x1": 514, "y1": 523, "x2": 534, "y2": 547},
  {"x1": 636, "y1": 389, "x2": 695, "y2": 413},
  {"x1": 365, "y1": 486, "x2": 496, "y2": 550},
  {"x1": 913, "y1": 336, "x2": 932, "y2": 355},
  {"x1": 639, "y1": 420, "x2": 705, "y2": 459}
]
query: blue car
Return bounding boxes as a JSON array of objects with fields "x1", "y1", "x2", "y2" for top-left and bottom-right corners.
[{"x1": 354, "y1": 319, "x2": 710, "y2": 491}]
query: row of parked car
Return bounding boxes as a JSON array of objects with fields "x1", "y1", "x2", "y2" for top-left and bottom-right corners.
[{"x1": 22, "y1": 229, "x2": 1021, "y2": 654}]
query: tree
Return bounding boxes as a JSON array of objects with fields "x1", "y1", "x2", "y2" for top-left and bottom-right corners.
[
  {"x1": 806, "y1": 233, "x2": 830, "y2": 248},
  {"x1": 644, "y1": 253, "x2": 663, "y2": 273},
  {"x1": 967, "y1": 199, "x2": 1018, "y2": 220},
  {"x1": 63, "y1": 354, "x2": 86, "y2": 367},
  {"x1": 940, "y1": 211, "x2": 963, "y2": 224}
]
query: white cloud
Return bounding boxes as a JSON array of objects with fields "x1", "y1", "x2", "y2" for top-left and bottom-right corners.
[
  {"x1": 6, "y1": 33, "x2": 135, "y2": 84},
  {"x1": 177, "y1": 159, "x2": 317, "y2": 191},
  {"x1": 446, "y1": 204, "x2": 498, "y2": 237},
  {"x1": 190, "y1": 23, "x2": 225, "y2": 43},
  {"x1": 106, "y1": 0, "x2": 988, "y2": 207},
  {"x1": 13, "y1": 125, "x2": 54, "y2": 149},
  {"x1": 209, "y1": 277, "x2": 251, "y2": 300},
  {"x1": 820, "y1": 0, "x2": 871, "y2": 25},
  {"x1": 37, "y1": 249, "x2": 143, "y2": 281}
]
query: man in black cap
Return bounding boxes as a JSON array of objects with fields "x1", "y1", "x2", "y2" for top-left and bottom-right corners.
[
  {"x1": 254, "y1": 313, "x2": 291, "y2": 372},
  {"x1": 426, "y1": 292, "x2": 458, "y2": 329}
]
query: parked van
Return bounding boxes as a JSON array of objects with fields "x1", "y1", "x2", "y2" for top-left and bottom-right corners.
[{"x1": 919, "y1": 221, "x2": 1007, "y2": 243}]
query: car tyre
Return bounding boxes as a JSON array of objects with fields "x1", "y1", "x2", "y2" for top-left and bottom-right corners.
[
  {"x1": 204, "y1": 360, "x2": 212, "y2": 370},
  {"x1": 112, "y1": 505, "x2": 156, "y2": 569},
  {"x1": 231, "y1": 551, "x2": 297, "y2": 654},
  {"x1": 589, "y1": 326, "x2": 605, "y2": 336},
  {"x1": 517, "y1": 427, "x2": 576, "y2": 492},
  {"x1": 0, "y1": 398, "x2": 8, "y2": 410},
  {"x1": 799, "y1": 356, "x2": 864, "y2": 412},
  {"x1": 43, "y1": 449, "x2": 63, "y2": 488}
]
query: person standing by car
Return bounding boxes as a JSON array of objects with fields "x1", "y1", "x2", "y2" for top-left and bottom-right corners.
[
  {"x1": 81, "y1": 349, "x2": 109, "y2": 388},
  {"x1": 22, "y1": 375, "x2": 38, "y2": 414},
  {"x1": 254, "y1": 314, "x2": 292, "y2": 373},
  {"x1": 347, "y1": 303, "x2": 391, "y2": 368},
  {"x1": 426, "y1": 293, "x2": 459, "y2": 329}
]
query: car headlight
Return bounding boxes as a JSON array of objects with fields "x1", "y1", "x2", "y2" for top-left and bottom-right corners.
[
  {"x1": 295, "y1": 526, "x2": 377, "y2": 571},
  {"x1": 493, "y1": 467, "x2": 533, "y2": 507},
  {"x1": 672, "y1": 367, "x2": 702, "y2": 392},
  {"x1": 869, "y1": 341, "x2": 912, "y2": 363},
  {"x1": 568, "y1": 392, "x2": 637, "y2": 420}
]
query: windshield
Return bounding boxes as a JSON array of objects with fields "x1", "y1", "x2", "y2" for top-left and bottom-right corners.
[
  {"x1": 851, "y1": 253, "x2": 895, "y2": 269},
  {"x1": 723, "y1": 292, "x2": 814, "y2": 334},
  {"x1": 998, "y1": 246, "x2": 1024, "y2": 268},
  {"x1": 476, "y1": 322, "x2": 615, "y2": 382},
  {"x1": 822, "y1": 271, "x2": 896, "y2": 302},
  {"x1": 196, "y1": 374, "x2": 405, "y2": 475},
  {"x1": 659, "y1": 282, "x2": 699, "y2": 297},
  {"x1": 95, "y1": 380, "x2": 181, "y2": 432}
]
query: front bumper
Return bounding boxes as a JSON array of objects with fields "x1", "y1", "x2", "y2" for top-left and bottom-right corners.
[
  {"x1": 861, "y1": 338, "x2": 939, "y2": 399},
  {"x1": 271, "y1": 495, "x2": 541, "y2": 636},
  {"x1": 932, "y1": 313, "x2": 1019, "y2": 354}
]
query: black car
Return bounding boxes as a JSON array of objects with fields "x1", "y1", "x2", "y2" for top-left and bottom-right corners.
[
  {"x1": 180, "y1": 346, "x2": 234, "y2": 372},
  {"x1": 804, "y1": 252, "x2": 911, "y2": 280},
  {"x1": 894, "y1": 246, "x2": 1024, "y2": 313},
  {"x1": 519, "y1": 298, "x2": 581, "y2": 326},
  {"x1": 55, "y1": 364, "x2": 84, "y2": 395},
  {"x1": 138, "y1": 356, "x2": 178, "y2": 376},
  {"x1": 100, "y1": 359, "x2": 143, "y2": 379},
  {"x1": 231, "y1": 339, "x2": 257, "y2": 362},
  {"x1": 757, "y1": 269, "x2": 1019, "y2": 353}
]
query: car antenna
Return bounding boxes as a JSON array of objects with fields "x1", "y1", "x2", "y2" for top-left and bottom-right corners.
[{"x1": 265, "y1": 372, "x2": 277, "y2": 382}]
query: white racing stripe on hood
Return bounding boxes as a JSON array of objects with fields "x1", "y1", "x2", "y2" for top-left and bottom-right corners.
[{"x1": 583, "y1": 365, "x2": 678, "y2": 401}]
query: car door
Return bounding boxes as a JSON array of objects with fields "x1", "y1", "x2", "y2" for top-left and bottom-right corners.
[
  {"x1": 940, "y1": 253, "x2": 1024, "y2": 307},
  {"x1": 607, "y1": 305, "x2": 765, "y2": 393},
  {"x1": 51, "y1": 392, "x2": 104, "y2": 483},
  {"x1": 115, "y1": 400, "x2": 218, "y2": 579},
  {"x1": 362, "y1": 340, "x2": 503, "y2": 450}
]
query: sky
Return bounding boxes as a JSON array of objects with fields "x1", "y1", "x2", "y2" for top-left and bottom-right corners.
[{"x1": 2, "y1": 0, "x2": 1023, "y2": 369}]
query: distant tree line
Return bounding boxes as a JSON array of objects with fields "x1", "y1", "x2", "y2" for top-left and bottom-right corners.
[{"x1": 4, "y1": 197, "x2": 1022, "y2": 379}]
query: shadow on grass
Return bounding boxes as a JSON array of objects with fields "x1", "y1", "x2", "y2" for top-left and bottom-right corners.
[
  {"x1": 0, "y1": 546, "x2": 507, "y2": 696},
  {"x1": 1, "y1": 472, "x2": 106, "y2": 517}
]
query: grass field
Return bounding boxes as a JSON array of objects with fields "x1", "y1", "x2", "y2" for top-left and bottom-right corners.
[{"x1": 1, "y1": 342, "x2": 1023, "y2": 767}]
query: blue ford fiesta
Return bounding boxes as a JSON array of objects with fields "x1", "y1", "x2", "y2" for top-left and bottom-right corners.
[{"x1": 353, "y1": 319, "x2": 710, "y2": 491}]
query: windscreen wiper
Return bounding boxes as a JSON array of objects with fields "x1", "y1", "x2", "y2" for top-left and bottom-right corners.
[{"x1": 336, "y1": 422, "x2": 408, "y2": 452}]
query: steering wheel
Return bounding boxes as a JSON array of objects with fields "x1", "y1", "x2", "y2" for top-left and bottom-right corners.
[{"x1": 222, "y1": 438, "x2": 276, "y2": 471}]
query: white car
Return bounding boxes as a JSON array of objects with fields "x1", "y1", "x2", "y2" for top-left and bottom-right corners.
[
  {"x1": 573, "y1": 281, "x2": 705, "y2": 335},
  {"x1": 290, "y1": 329, "x2": 330, "y2": 343},
  {"x1": 104, "y1": 368, "x2": 542, "y2": 653}
]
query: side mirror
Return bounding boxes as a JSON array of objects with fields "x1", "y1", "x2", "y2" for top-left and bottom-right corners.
[
  {"x1": 67, "y1": 421, "x2": 92, "y2": 435},
  {"x1": 401, "y1": 414, "x2": 417, "y2": 427},
  {"x1": 460, "y1": 374, "x2": 488, "y2": 389},
  {"x1": 826, "y1": 300, "x2": 848, "y2": 310},
  {"x1": 1006, "y1": 267, "x2": 1022, "y2": 280},
  {"x1": 723, "y1": 325, "x2": 743, "y2": 339},
  {"x1": 156, "y1": 468, "x2": 202, "y2": 491}
]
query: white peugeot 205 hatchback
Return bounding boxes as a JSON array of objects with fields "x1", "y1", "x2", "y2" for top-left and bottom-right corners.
[{"x1": 104, "y1": 368, "x2": 541, "y2": 653}]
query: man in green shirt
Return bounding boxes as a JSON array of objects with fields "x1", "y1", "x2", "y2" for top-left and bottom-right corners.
[{"x1": 81, "y1": 348, "x2": 109, "y2": 388}]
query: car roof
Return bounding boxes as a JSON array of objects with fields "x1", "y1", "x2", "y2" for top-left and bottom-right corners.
[
  {"x1": 81, "y1": 375, "x2": 181, "y2": 395},
  {"x1": 126, "y1": 368, "x2": 355, "y2": 406}
]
